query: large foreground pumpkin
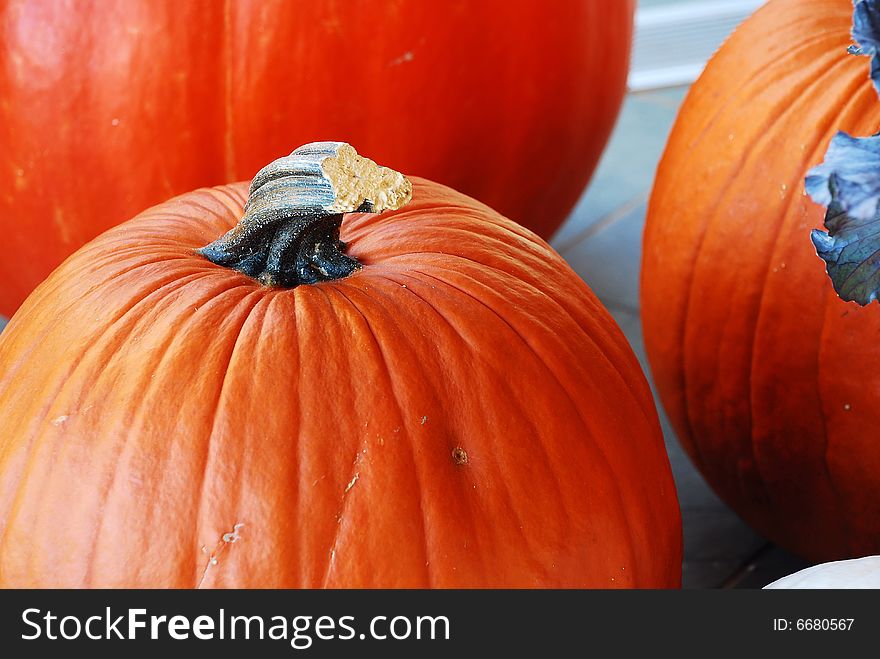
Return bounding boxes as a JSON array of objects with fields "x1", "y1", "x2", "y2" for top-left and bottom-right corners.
[
  {"x1": 0, "y1": 144, "x2": 681, "y2": 588},
  {"x1": 642, "y1": 0, "x2": 880, "y2": 561},
  {"x1": 0, "y1": 0, "x2": 633, "y2": 316}
]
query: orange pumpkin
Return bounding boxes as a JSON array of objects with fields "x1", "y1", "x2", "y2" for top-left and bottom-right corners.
[
  {"x1": 641, "y1": 0, "x2": 880, "y2": 561},
  {"x1": 0, "y1": 0, "x2": 633, "y2": 316},
  {"x1": 0, "y1": 144, "x2": 681, "y2": 588}
]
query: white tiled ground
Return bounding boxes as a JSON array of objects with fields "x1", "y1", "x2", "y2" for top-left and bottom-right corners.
[{"x1": 552, "y1": 87, "x2": 811, "y2": 588}]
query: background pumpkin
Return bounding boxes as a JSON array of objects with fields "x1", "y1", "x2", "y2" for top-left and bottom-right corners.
[
  {"x1": 0, "y1": 168, "x2": 681, "y2": 587},
  {"x1": 641, "y1": 0, "x2": 880, "y2": 562},
  {"x1": 0, "y1": 0, "x2": 633, "y2": 316}
]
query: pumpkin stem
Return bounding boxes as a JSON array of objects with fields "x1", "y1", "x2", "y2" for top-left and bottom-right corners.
[{"x1": 198, "y1": 142, "x2": 412, "y2": 287}]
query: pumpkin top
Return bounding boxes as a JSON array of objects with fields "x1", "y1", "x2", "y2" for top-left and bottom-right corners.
[{"x1": 198, "y1": 142, "x2": 412, "y2": 289}]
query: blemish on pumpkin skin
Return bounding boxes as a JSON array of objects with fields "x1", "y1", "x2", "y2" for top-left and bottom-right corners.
[
  {"x1": 344, "y1": 473, "x2": 359, "y2": 493},
  {"x1": 452, "y1": 447, "x2": 469, "y2": 465},
  {"x1": 420, "y1": 416, "x2": 428, "y2": 425},
  {"x1": 196, "y1": 522, "x2": 244, "y2": 589},
  {"x1": 50, "y1": 406, "x2": 92, "y2": 427},
  {"x1": 389, "y1": 51, "x2": 415, "y2": 66},
  {"x1": 53, "y1": 207, "x2": 73, "y2": 245}
]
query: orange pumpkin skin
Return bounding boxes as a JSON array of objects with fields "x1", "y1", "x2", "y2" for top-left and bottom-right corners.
[
  {"x1": 0, "y1": 178, "x2": 680, "y2": 588},
  {"x1": 641, "y1": 0, "x2": 880, "y2": 562},
  {"x1": 0, "y1": 0, "x2": 633, "y2": 316}
]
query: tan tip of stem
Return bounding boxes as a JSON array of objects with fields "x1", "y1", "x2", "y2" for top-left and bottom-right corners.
[{"x1": 322, "y1": 143, "x2": 413, "y2": 213}]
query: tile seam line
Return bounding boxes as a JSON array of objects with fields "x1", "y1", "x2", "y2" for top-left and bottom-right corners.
[{"x1": 719, "y1": 542, "x2": 774, "y2": 589}]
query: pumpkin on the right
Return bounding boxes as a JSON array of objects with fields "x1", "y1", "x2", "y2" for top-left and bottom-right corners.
[{"x1": 641, "y1": 0, "x2": 880, "y2": 561}]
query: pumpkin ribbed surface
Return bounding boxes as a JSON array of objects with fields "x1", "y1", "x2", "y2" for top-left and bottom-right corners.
[
  {"x1": 642, "y1": 0, "x2": 880, "y2": 561},
  {"x1": 0, "y1": 178, "x2": 680, "y2": 587}
]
